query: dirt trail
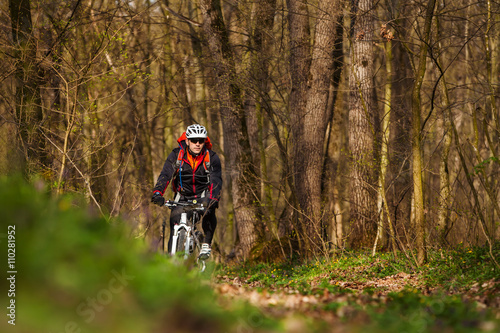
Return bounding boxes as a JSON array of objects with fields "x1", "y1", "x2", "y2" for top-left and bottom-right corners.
[{"x1": 215, "y1": 272, "x2": 418, "y2": 310}]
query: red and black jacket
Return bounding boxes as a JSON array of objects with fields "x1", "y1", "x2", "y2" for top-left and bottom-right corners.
[{"x1": 153, "y1": 134, "x2": 222, "y2": 202}]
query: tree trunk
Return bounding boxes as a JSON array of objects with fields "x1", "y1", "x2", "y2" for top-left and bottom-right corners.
[
  {"x1": 387, "y1": 0, "x2": 413, "y2": 248},
  {"x1": 243, "y1": 0, "x2": 278, "y2": 230},
  {"x1": 323, "y1": 14, "x2": 345, "y2": 250},
  {"x1": 348, "y1": 0, "x2": 378, "y2": 248},
  {"x1": 412, "y1": 0, "x2": 436, "y2": 266},
  {"x1": 435, "y1": 12, "x2": 452, "y2": 244},
  {"x1": 373, "y1": 36, "x2": 397, "y2": 256},
  {"x1": 9, "y1": 0, "x2": 45, "y2": 173},
  {"x1": 288, "y1": 0, "x2": 342, "y2": 256},
  {"x1": 485, "y1": 0, "x2": 499, "y2": 238},
  {"x1": 286, "y1": 0, "x2": 311, "y2": 253},
  {"x1": 199, "y1": 0, "x2": 260, "y2": 259}
]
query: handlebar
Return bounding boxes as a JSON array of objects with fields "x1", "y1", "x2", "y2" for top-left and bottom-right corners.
[{"x1": 164, "y1": 200, "x2": 207, "y2": 211}]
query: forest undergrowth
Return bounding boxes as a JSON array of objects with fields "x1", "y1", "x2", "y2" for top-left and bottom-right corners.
[
  {"x1": 214, "y1": 244, "x2": 500, "y2": 332},
  {"x1": 0, "y1": 176, "x2": 498, "y2": 333}
]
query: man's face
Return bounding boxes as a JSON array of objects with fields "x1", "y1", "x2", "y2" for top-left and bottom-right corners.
[{"x1": 187, "y1": 137, "x2": 205, "y2": 154}]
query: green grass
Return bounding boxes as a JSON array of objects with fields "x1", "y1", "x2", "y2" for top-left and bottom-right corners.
[
  {"x1": 363, "y1": 290, "x2": 496, "y2": 333},
  {"x1": 422, "y1": 244, "x2": 500, "y2": 290},
  {"x1": 221, "y1": 251, "x2": 414, "y2": 294},
  {"x1": 221, "y1": 244, "x2": 499, "y2": 295}
]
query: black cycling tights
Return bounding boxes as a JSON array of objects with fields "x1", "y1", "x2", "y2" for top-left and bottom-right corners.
[{"x1": 167, "y1": 206, "x2": 218, "y2": 252}]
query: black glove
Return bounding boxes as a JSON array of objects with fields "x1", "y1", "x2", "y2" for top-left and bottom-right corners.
[
  {"x1": 151, "y1": 192, "x2": 165, "y2": 206},
  {"x1": 199, "y1": 197, "x2": 218, "y2": 209}
]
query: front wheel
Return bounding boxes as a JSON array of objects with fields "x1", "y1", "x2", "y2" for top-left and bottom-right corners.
[{"x1": 175, "y1": 229, "x2": 186, "y2": 254}]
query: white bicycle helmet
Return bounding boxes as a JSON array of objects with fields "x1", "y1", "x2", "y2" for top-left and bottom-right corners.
[{"x1": 186, "y1": 124, "x2": 208, "y2": 139}]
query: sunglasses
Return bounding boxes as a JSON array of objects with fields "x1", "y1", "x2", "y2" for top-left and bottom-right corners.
[{"x1": 189, "y1": 138, "x2": 205, "y2": 144}]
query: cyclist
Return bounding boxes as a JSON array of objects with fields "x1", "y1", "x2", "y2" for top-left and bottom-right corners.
[{"x1": 151, "y1": 124, "x2": 222, "y2": 260}]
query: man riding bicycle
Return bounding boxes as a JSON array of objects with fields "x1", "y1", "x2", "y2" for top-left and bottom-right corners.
[{"x1": 151, "y1": 124, "x2": 222, "y2": 260}]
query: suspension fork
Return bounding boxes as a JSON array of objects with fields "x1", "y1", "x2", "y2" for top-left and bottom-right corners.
[{"x1": 170, "y1": 212, "x2": 193, "y2": 258}]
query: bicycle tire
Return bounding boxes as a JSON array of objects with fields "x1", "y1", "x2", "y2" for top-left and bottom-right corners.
[{"x1": 176, "y1": 229, "x2": 187, "y2": 254}]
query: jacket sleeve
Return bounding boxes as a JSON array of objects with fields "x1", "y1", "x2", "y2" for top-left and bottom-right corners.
[
  {"x1": 208, "y1": 152, "x2": 223, "y2": 201},
  {"x1": 152, "y1": 149, "x2": 178, "y2": 196}
]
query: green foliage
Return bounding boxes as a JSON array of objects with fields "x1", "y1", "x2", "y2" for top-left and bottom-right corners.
[
  {"x1": 0, "y1": 176, "x2": 281, "y2": 333},
  {"x1": 365, "y1": 290, "x2": 494, "y2": 333},
  {"x1": 422, "y1": 245, "x2": 500, "y2": 290},
  {"x1": 222, "y1": 251, "x2": 416, "y2": 294},
  {"x1": 230, "y1": 246, "x2": 499, "y2": 294},
  {"x1": 223, "y1": 259, "x2": 333, "y2": 294},
  {"x1": 470, "y1": 157, "x2": 499, "y2": 176}
]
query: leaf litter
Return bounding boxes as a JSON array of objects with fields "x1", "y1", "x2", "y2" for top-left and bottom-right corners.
[{"x1": 213, "y1": 262, "x2": 500, "y2": 332}]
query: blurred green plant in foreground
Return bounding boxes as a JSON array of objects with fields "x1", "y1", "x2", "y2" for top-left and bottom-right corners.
[{"x1": 0, "y1": 176, "x2": 280, "y2": 333}]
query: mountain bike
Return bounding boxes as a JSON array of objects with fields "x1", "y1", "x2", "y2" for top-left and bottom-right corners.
[{"x1": 161, "y1": 199, "x2": 207, "y2": 272}]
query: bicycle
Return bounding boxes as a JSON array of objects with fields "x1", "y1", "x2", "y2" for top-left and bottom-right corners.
[{"x1": 161, "y1": 199, "x2": 208, "y2": 271}]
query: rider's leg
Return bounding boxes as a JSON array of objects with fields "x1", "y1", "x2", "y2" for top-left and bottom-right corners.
[
  {"x1": 198, "y1": 209, "x2": 217, "y2": 259},
  {"x1": 201, "y1": 208, "x2": 217, "y2": 245}
]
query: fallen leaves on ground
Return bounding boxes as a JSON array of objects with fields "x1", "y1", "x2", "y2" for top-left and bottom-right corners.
[{"x1": 213, "y1": 270, "x2": 500, "y2": 328}]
